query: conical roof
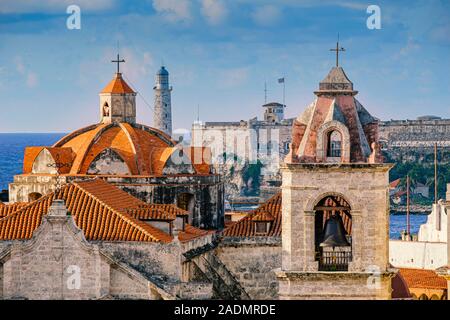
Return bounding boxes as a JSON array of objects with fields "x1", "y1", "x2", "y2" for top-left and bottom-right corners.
[{"x1": 100, "y1": 73, "x2": 135, "y2": 94}]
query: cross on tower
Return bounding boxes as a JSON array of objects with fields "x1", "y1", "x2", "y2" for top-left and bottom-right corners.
[
  {"x1": 47, "y1": 154, "x2": 72, "y2": 199},
  {"x1": 111, "y1": 53, "x2": 125, "y2": 73},
  {"x1": 330, "y1": 39, "x2": 345, "y2": 67}
]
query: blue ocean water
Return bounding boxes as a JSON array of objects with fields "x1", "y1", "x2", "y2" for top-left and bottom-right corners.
[
  {"x1": 0, "y1": 133, "x2": 65, "y2": 191},
  {"x1": 0, "y1": 133, "x2": 430, "y2": 239}
]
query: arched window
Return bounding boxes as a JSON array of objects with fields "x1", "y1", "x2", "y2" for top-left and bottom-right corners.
[
  {"x1": 327, "y1": 130, "x2": 342, "y2": 158},
  {"x1": 314, "y1": 195, "x2": 352, "y2": 271},
  {"x1": 28, "y1": 192, "x2": 42, "y2": 202},
  {"x1": 102, "y1": 102, "x2": 110, "y2": 117}
]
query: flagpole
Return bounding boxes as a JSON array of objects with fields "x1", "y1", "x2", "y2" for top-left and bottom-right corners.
[{"x1": 283, "y1": 77, "x2": 285, "y2": 106}]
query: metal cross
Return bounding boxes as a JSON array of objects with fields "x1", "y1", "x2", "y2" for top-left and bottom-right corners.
[
  {"x1": 111, "y1": 53, "x2": 125, "y2": 73},
  {"x1": 330, "y1": 40, "x2": 345, "y2": 67},
  {"x1": 47, "y1": 154, "x2": 72, "y2": 199}
]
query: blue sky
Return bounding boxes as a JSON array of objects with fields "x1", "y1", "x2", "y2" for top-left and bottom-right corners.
[{"x1": 0, "y1": 0, "x2": 449, "y2": 133}]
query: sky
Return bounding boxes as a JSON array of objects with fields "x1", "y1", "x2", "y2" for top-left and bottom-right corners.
[{"x1": 0, "y1": 0, "x2": 449, "y2": 133}]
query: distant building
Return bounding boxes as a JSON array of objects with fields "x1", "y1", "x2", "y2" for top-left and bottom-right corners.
[
  {"x1": 378, "y1": 117, "x2": 450, "y2": 161},
  {"x1": 191, "y1": 102, "x2": 294, "y2": 199}
]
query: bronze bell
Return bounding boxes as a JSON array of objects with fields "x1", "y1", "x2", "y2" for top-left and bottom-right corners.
[{"x1": 320, "y1": 214, "x2": 350, "y2": 248}]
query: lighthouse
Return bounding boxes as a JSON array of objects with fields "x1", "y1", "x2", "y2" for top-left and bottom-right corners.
[{"x1": 153, "y1": 66, "x2": 172, "y2": 136}]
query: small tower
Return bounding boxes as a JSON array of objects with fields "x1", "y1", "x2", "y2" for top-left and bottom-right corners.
[
  {"x1": 277, "y1": 46, "x2": 396, "y2": 299},
  {"x1": 153, "y1": 66, "x2": 173, "y2": 136},
  {"x1": 263, "y1": 102, "x2": 285, "y2": 123},
  {"x1": 99, "y1": 54, "x2": 137, "y2": 124}
]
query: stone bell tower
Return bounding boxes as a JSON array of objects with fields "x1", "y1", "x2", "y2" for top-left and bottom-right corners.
[
  {"x1": 153, "y1": 66, "x2": 173, "y2": 136},
  {"x1": 99, "y1": 54, "x2": 137, "y2": 124},
  {"x1": 276, "y1": 46, "x2": 396, "y2": 299}
]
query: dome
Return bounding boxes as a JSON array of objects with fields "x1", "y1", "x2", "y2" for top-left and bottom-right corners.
[
  {"x1": 157, "y1": 66, "x2": 169, "y2": 76},
  {"x1": 23, "y1": 122, "x2": 211, "y2": 176}
]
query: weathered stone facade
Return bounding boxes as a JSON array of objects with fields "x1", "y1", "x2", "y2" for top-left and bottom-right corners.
[
  {"x1": 277, "y1": 163, "x2": 395, "y2": 299},
  {"x1": 0, "y1": 201, "x2": 170, "y2": 299},
  {"x1": 276, "y1": 64, "x2": 396, "y2": 299},
  {"x1": 216, "y1": 237, "x2": 281, "y2": 299},
  {"x1": 0, "y1": 200, "x2": 217, "y2": 300}
]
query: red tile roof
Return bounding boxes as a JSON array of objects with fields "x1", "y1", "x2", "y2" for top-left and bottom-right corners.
[
  {"x1": 178, "y1": 224, "x2": 213, "y2": 242},
  {"x1": 127, "y1": 204, "x2": 188, "y2": 221},
  {"x1": 390, "y1": 178, "x2": 401, "y2": 189},
  {"x1": 0, "y1": 202, "x2": 27, "y2": 218},
  {"x1": 251, "y1": 211, "x2": 274, "y2": 222},
  {"x1": 100, "y1": 73, "x2": 135, "y2": 94},
  {"x1": 0, "y1": 179, "x2": 209, "y2": 243},
  {"x1": 223, "y1": 193, "x2": 281, "y2": 237},
  {"x1": 399, "y1": 268, "x2": 447, "y2": 290}
]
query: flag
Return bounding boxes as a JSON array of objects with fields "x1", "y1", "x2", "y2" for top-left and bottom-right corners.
[{"x1": 278, "y1": 78, "x2": 285, "y2": 83}]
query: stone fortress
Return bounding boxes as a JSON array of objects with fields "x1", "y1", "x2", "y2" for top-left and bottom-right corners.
[
  {"x1": 192, "y1": 102, "x2": 293, "y2": 199},
  {"x1": 193, "y1": 104, "x2": 450, "y2": 201},
  {"x1": 0, "y1": 50, "x2": 449, "y2": 300}
]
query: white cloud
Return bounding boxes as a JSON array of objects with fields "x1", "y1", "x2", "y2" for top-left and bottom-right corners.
[
  {"x1": 0, "y1": 0, "x2": 115, "y2": 14},
  {"x1": 13, "y1": 56, "x2": 39, "y2": 88},
  {"x1": 201, "y1": 0, "x2": 227, "y2": 25},
  {"x1": 26, "y1": 72, "x2": 38, "y2": 88},
  {"x1": 116, "y1": 48, "x2": 154, "y2": 81},
  {"x1": 251, "y1": 5, "x2": 281, "y2": 26},
  {"x1": 152, "y1": 0, "x2": 192, "y2": 23}
]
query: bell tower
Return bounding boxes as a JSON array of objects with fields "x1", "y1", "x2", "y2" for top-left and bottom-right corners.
[
  {"x1": 99, "y1": 54, "x2": 137, "y2": 124},
  {"x1": 276, "y1": 47, "x2": 396, "y2": 299},
  {"x1": 153, "y1": 66, "x2": 173, "y2": 136}
]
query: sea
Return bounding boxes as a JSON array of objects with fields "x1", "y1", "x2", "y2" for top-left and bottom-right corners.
[{"x1": 0, "y1": 133, "x2": 428, "y2": 239}]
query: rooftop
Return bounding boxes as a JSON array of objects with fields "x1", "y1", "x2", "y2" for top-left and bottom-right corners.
[
  {"x1": 100, "y1": 73, "x2": 135, "y2": 94},
  {"x1": 0, "y1": 179, "x2": 210, "y2": 243}
]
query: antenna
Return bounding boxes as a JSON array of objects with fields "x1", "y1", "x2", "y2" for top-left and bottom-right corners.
[
  {"x1": 264, "y1": 81, "x2": 267, "y2": 104},
  {"x1": 434, "y1": 142, "x2": 438, "y2": 204}
]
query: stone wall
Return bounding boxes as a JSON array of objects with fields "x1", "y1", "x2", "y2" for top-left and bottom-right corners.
[
  {"x1": 97, "y1": 241, "x2": 182, "y2": 281},
  {"x1": 276, "y1": 271, "x2": 393, "y2": 300},
  {"x1": 216, "y1": 237, "x2": 281, "y2": 299},
  {"x1": 379, "y1": 119, "x2": 450, "y2": 148},
  {"x1": 379, "y1": 119, "x2": 450, "y2": 162}
]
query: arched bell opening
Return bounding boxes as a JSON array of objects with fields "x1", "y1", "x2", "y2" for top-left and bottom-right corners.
[{"x1": 314, "y1": 195, "x2": 352, "y2": 271}]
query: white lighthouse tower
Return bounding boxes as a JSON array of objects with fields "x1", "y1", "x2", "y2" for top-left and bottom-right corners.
[{"x1": 153, "y1": 66, "x2": 173, "y2": 136}]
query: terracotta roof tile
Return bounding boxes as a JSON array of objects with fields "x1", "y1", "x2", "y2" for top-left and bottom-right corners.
[
  {"x1": 127, "y1": 204, "x2": 188, "y2": 221},
  {"x1": 100, "y1": 73, "x2": 135, "y2": 94},
  {"x1": 399, "y1": 268, "x2": 447, "y2": 290},
  {"x1": 0, "y1": 202, "x2": 28, "y2": 218},
  {"x1": 251, "y1": 211, "x2": 274, "y2": 222},
  {"x1": 0, "y1": 179, "x2": 171, "y2": 242},
  {"x1": 178, "y1": 224, "x2": 213, "y2": 243},
  {"x1": 223, "y1": 193, "x2": 282, "y2": 237},
  {"x1": 0, "y1": 179, "x2": 211, "y2": 244}
]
